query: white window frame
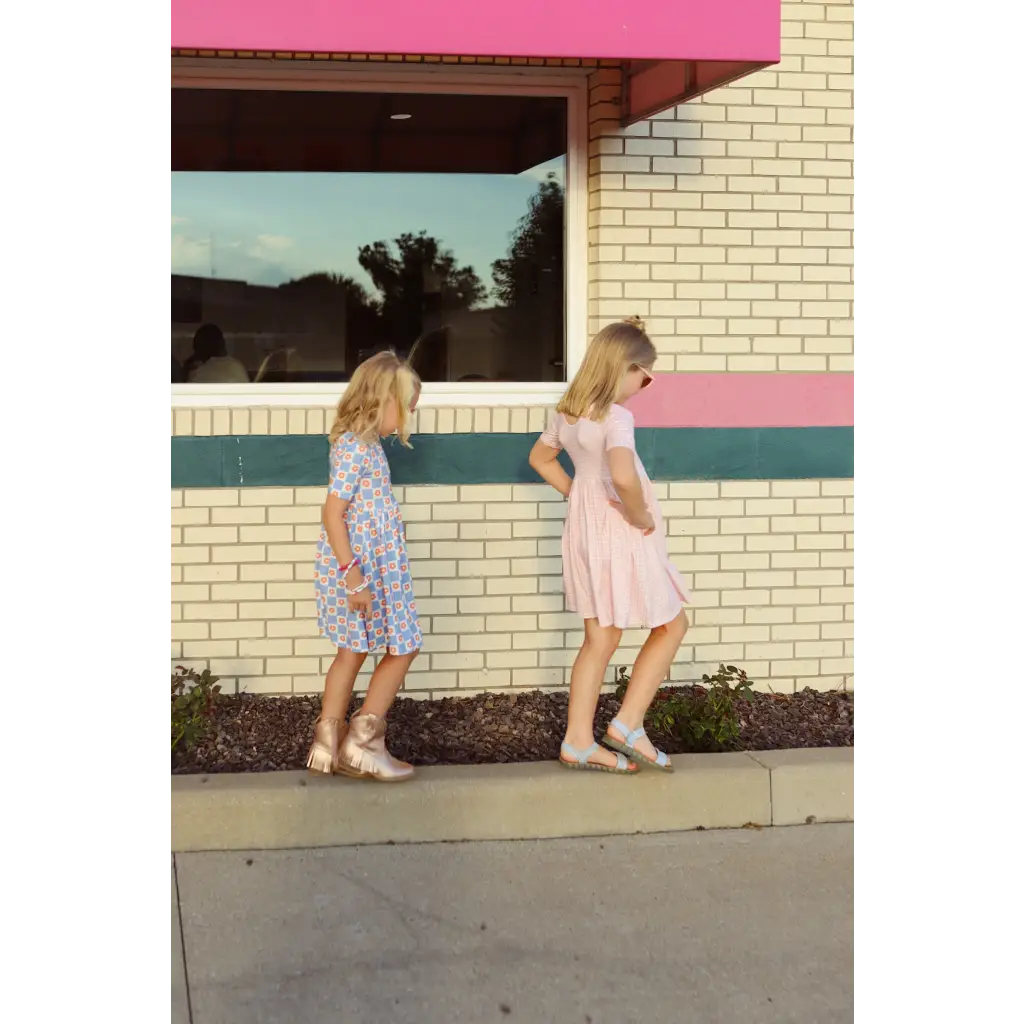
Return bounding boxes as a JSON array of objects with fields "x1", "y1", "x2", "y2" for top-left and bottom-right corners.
[{"x1": 171, "y1": 58, "x2": 589, "y2": 409}]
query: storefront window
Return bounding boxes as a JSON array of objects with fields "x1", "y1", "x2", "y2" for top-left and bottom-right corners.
[{"x1": 171, "y1": 87, "x2": 567, "y2": 385}]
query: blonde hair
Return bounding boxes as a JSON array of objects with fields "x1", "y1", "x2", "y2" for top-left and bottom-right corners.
[
  {"x1": 557, "y1": 317, "x2": 656, "y2": 421},
  {"x1": 329, "y1": 351, "x2": 421, "y2": 447}
]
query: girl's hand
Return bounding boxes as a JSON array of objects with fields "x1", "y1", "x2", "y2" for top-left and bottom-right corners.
[
  {"x1": 345, "y1": 569, "x2": 372, "y2": 613},
  {"x1": 608, "y1": 501, "x2": 655, "y2": 536}
]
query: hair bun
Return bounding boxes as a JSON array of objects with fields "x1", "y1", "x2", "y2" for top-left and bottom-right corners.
[{"x1": 623, "y1": 315, "x2": 647, "y2": 332}]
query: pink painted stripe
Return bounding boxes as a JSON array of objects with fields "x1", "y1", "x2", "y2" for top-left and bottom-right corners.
[{"x1": 629, "y1": 373, "x2": 853, "y2": 428}]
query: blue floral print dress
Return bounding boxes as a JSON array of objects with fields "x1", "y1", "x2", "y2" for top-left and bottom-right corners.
[{"x1": 314, "y1": 433, "x2": 422, "y2": 655}]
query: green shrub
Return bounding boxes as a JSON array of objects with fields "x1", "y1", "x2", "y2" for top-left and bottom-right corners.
[
  {"x1": 171, "y1": 666, "x2": 221, "y2": 753},
  {"x1": 615, "y1": 663, "x2": 755, "y2": 752}
]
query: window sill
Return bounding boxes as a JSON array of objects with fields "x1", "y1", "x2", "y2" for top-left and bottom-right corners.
[{"x1": 171, "y1": 382, "x2": 565, "y2": 409}]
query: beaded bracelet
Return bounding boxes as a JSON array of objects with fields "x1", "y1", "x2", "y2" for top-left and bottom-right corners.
[{"x1": 345, "y1": 577, "x2": 370, "y2": 597}]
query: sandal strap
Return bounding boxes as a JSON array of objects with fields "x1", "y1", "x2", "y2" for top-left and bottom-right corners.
[
  {"x1": 561, "y1": 741, "x2": 599, "y2": 765},
  {"x1": 614, "y1": 752, "x2": 630, "y2": 771},
  {"x1": 610, "y1": 717, "x2": 646, "y2": 746}
]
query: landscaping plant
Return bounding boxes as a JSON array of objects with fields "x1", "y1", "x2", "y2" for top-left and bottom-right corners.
[
  {"x1": 172, "y1": 666, "x2": 222, "y2": 753},
  {"x1": 615, "y1": 663, "x2": 756, "y2": 753}
]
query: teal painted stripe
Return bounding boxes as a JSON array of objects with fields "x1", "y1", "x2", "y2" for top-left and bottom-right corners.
[{"x1": 172, "y1": 428, "x2": 852, "y2": 488}]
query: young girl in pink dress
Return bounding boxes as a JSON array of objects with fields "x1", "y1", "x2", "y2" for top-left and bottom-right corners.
[{"x1": 528, "y1": 317, "x2": 691, "y2": 774}]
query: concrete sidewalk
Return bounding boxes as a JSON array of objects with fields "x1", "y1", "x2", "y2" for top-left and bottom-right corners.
[{"x1": 173, "y1": 824, "x2": 853, "y2": 1024}]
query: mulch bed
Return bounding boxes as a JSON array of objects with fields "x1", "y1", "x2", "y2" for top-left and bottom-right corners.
[{"x1": 172, "y1": 686, "x2": 853, "y2": 775}]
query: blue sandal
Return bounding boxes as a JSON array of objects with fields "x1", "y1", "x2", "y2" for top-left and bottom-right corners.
[
  {"x1": 602, "y1": 717, "x2": 673, "y2": 772},
  {"x1": 559, "y1": 741, "x2": 636, "y2": 775}
]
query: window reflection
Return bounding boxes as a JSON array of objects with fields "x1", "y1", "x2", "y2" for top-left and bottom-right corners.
[{"x1": 171, "y1": 89, "x2": 567, "y2": 384}]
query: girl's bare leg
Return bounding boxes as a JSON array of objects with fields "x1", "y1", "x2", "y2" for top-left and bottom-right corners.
[
  {"x1": 321, "y1": 648, "x2": 368, "y2": 720},
  {"x1": 609, "y1": 609, "x2": 689, "y2": 764},
  {"x1": 359, "y1": 651, "x2": 419, "y2": 718},
  {"x1": 562, "y1": 619, "x2": 636, "y2": 770}
]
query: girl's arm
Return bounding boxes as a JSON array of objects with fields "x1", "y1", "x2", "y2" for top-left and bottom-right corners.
[
  {"x1": 608, "y1": 447, "x2": 655, "y2": 534},
  {"x1": 528, "y1": 438, "x2": 572, "y2": 498},
  {"x1": 322, "y1": 494, "x2": 371, "y2": 611}
]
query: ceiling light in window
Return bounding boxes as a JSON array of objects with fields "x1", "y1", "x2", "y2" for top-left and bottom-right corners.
[{"x1": 390, "y1": 113, "x2": 412, "y2": 120}]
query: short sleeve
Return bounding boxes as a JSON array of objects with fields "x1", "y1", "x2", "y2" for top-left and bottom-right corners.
[
  {"x1": 328, "y1": 436, "x2": 369, "y2": 501},
  {"x1": 539, "y1": 413, "x2": 562, "y2": 450},
  {"x1": 605, "y1": 406, "x2": 635, "y2": 451}
]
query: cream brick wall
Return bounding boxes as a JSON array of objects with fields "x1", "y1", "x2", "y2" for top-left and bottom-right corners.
[
  {"x1": 171, "y1": 1, "x2": 855, "y2": 696},
  {"x1": 172, "y1": 477, "x2": 853, "y2": 698},
  {"x1": 587, "y1": 0, "x2": 853, "y2": 371},
  {"x1": 171, "y1": 405, "x2": 559, "y2": 437}
]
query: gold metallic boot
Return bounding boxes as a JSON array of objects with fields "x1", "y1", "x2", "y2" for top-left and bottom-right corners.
[
  {"x1": 337, "y1": 712, "x2": 414, "y2": 783},
  {"x1": 306, "y1": 717, "x2": 350, "y2": 776}
]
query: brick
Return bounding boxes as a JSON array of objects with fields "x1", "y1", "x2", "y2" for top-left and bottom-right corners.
[
  {"x1": 821, "y1": 515, "x2": 854, "y2": 533},
  {"x1": 184, "y1": 602, "x2": 238, "y2": 621},
  {"x1": 211, "y1": 621, "x2": 267, "y2": 640},
  {"x1": 459, "y1": 559, "x2": 511, "y2": 578},
  {"x1": 721, "y1": 589, "x2": 771, "y2": 607},
  {"x1": 240, "y1": 525, "x2": 293, "y2": 543},
  {"x1": 485, "y1": 651, "x2": 540, "y2": 672},
  {"x1": 769, "y1": 660, "x2": 821, "y2": 678},
  {"x1": 171, "y1": 621, "x2": 209, "y2": 641},
  {"x1": 239, "y1": 601, "x2": 292, "y2": 619},
  {"x1": 406, "y1": 523, "x2": 459, "y2": 542},
  {"x1": 171, "y1": 583, "x2": 208, "y2": 603},
  {"x1": 432, "y1": 579, "x2": 484, "y2": 597},
  {"x1": 483, "y1": 503, "x2": 538, "y2": 521},
  {"x1": 434, "y1": 615, "x2": 484, "y2": 634},
  {"x1": 771, "y1": 552, "x2": 821, "y2": 569},
  {"x1": 745, "y1": 642, "x2": 795, "y2": 661},
  {"x1": 746, "y1": 535, "x2": 796, "y2": 552},
  {"x1": 456, "y1": 596, "x2": 509, "y2": 615},
  {"x1": 293, "y1": 487, "x2": 328, "y2": 506},
  {"x1": 185, "y1": 491, "x2": 239, "y2": 508},
  {"x1": 770, "y1": 589, "x2": 821, "y2": 606},
  {"x1": 211, "y1": 582, "x2": 266, "y2": 601},
  {"x1": 722, "y1": 516, "x2": 770, "y2": 535},
  {"x1": 821, "y1": 658, "x2": 853, "y2": 675},
  {"x1": 432, "y1": 541, "x2": 484, "y2": 560},
  {"x1": 513, "y1": 520, "x2": 565, "y2": 539},
  {"x1": 241, "y1": 564, "x2": 295, "y2": 581},
  {"x1": 513, "y1": 631, "x2": 564, "y2": 650},
  {"x1": 771, "y1": 481, "x2": 821, "y2": 497},
  {"x1": 172, "y1": 546, "x2": 210, "y2": 565},
  {"x1": 212, "y1": 507, "x2": 268, "y2": 525},
  {"x1": 721, "y1": 625, "x2": 769, "y2": 643},
  {"x1": 459, "y1": 634, "x2": 514, "y2": 652},
  {"x1": 268, "y1": 505, "x2": 322, "y2": 524},
  {"x1": 240, "y1": 488, "x2": 294, "y2": 506},
  {"x1": 771, "y1": 624, "x2": 821, "y2": 642},
  {"x1": 746, "y1": 570, "x2": 796, "y2": 588},
  {"x1": 238, "y1": 638, "x2": 294, "y2": 657},
  {"x1": 797, "y1": 534, "x2": 844, "y2": 551},
  {"x1": 433, "y1": 653, "x2": 485, "y2": 671},
  {"x1": 720, "y1": 553, "x2": 770, "y2": 571},
  {"x1": 745, "y1": 607, "x2": 794, "y2": 624},
  {"x1": 182, "y1": 564, "x2": 237, "y2": 583},
  {"x1": 746, "y1": 498, "x2": 795, "y2": 515},
  {"x1": 511, "y1": 558, "x2": 562, "y2": 577}
]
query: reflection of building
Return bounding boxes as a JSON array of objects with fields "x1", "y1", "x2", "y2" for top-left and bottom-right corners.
[
  {"x1": 172, "y1": 273, "x2": 348, "y2": 378},
  {"x1": 171, "y1": 2, "x2": 855, "y2": 704}
]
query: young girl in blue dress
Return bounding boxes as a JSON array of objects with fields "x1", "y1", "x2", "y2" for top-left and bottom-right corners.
[{"x1": 307, "y1": 352, "x2": 423, "y2": 782}]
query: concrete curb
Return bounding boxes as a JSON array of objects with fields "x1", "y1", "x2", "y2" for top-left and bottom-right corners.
[{"x1": 172, "y1": 748, "x2": 852, "y2": 852}]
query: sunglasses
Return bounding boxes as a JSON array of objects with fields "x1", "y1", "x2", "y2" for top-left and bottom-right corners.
[{"x1": 634, "y1": 365, "x2": 655, "y2": 389}]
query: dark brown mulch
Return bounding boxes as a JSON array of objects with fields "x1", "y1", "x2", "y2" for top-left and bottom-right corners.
[{"x1": 172, "y1": 686, "x2": 853, "y2": 775}]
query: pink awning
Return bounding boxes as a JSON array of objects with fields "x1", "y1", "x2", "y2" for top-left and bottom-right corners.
[{"x1": 172, "y1": 0, "x2": 780, "y2": 122}]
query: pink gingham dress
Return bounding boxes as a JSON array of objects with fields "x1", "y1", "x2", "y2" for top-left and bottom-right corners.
[{"x1": 540, "y1": 404, "x2": 692, "y2": 630}]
